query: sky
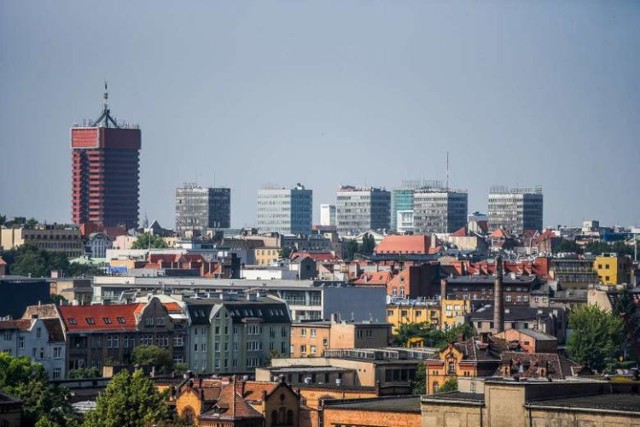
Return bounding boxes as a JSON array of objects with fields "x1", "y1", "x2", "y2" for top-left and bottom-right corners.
[{"x1": 1, "y1": 1, "x2": 639, "y2": 229}]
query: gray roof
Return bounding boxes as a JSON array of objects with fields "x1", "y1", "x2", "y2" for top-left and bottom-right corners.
[
  {"x1": 527, "y1": 394, "x2": 640, "y2": 414},
  {"x1": 470, "y1": 305, "x2": 562, "y2": 321},
  {"x1": 185, "y1": 296, "x2": 291, "y2": 324},
  {"x1": 446, "y1": 275, "x2": 536, "y2": 285},
  {"x1": 323, "y1": 396, "x2": 421, "y2": 413},
  {"x1": 422, "y1": 392, "x2": 485, "y2": 405}
]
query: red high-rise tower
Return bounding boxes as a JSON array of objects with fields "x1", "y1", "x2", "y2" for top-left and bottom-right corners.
[{"x1": 71, "y1": 84, "x2": 141, "y2": 228}]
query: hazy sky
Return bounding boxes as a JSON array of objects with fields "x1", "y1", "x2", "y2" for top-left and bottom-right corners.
[{"x1": 1, "y1": 1, "x2": 639, "y2": 229}]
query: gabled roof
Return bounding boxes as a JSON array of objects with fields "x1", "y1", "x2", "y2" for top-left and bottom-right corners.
[
  {"x1": 291, "y1": 251, "x2": 338, "y2": 263},
  {"x1": 0, "y1": 257, "x2": 7, "y2": 265},
  {"x1": 497, "y1": 352, "x2": 581, "y2": 380},
  {"x1": 374, "y1": 235, "x2": 431, "y2": 255},
  {"x1": 58, "y1": 304, "x2": 140, "y2": 332},
  {"x1": 42, "y1": 318, "x2": 65, "y2": 342},
  {"x1": 0, "y1": 319, "x2": 31, "y2": 331},
  {"x1": 201, "y1": 383, "x2": 262, "y2": 421},
  {"x1": 353, "y1": 271, "x2": 395, "y2": 285},
  {"x1": 242, "y1": 381, "x2": 279, "y2": 401},
  {"x1": 450, "y1": 227, "x2": 468, "y2": 237}
]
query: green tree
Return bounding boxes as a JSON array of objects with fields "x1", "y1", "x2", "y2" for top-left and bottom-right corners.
[
  {"x1": 0, "y1": 214, "x2": 6, "y2": 226},
  {"x1": 411, "y1": 363, "x2": 426, "y2": 394},
  {"x1": 131, "y1": 233, "x2": 168, "y2": 249},
  {"x1": 343, "y1": 239, "x2": 359, "y2": 261},
  {"x1": 131, "y1": 345, "x2": 175, "y2": 373},
  {"x1": 67, "y1": 367, "x2": 101, "y2": 379},
  {"x1": 566, "y1": 305, "x2": 624, "y2": 372},
  {"x1": 438, "y1": 378, "x2": 458, "y2": 393},
  {"x1": 279, "y1": 247, "x2": 293, "y2": 259},
  {"x1": 553, "y1": 239, "x2": 580, "y2": 254},
  {"x1": 82, "y1": 369, "x2": 170, "y2": 427},
  {"x1": 360, "y1": 233, "x2": 376, "y2": 256},
  {"x1": 0, "y1": 353, "x2": 78, "y2": 427}
]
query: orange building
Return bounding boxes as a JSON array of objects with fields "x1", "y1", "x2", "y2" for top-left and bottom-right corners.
[
  {"x1": 290, "y1": 320, "x2": 391, "y2": 358},
  {"x1": 424, "y1": 339, "x2": 500, "y2": 394},
  {"x1": 320, "y1": 396, "x2": 420, "y2": 427}
]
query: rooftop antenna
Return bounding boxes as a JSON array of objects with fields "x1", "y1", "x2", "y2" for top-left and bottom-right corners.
[
  {"x1": 446, "y1": 151, "x2": 449, "y2": 190},
  {"x1": 91, "y1": 80, "x2": 119, "y2": 128}
]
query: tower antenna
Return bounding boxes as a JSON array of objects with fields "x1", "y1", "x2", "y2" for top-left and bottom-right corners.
[
  {"x1": 92, "y1": 80, "x2": 119, "y2": 128},
  {"x1": 446, "y1": 151, "x2": 449, "y2": 190}
]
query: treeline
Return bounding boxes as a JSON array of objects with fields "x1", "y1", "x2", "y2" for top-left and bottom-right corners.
[{"x1": 0, "y1": 244, "x2": 101, "y2": 278}]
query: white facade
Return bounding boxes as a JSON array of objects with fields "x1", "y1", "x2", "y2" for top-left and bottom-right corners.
[
  {"x1": 0, "y1": 318, "x2": 66, "y2": 379},
  {"x1": 257, "y1": 185, "x2": 313, "y2": 235},
  {"x1": 320, "y1": 204, "x2": 337, "y2": 226},
  {"x1": 396, "y1": 210, "x2": 414, "y2": 234}
]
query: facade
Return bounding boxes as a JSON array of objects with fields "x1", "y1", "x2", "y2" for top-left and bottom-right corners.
[
  {"x1": 290, "y1": 320, "x2": 391, "y2": 358},
  {"x1": 0, "y1": 318, "x2": 67, "y2": 380},
  {"x1": 85, "y1": 231, "x2": 112, "y2": 258},
  {"x1": 396, "y1": 210, "x2": 414, "y2": 234},
  {"x1": 71, "y1": 89, "x2": 141, "y2": 228},
  {"x1": 413, "y1": 188, "x2": 468, "y2": 234},
  {"x1": 387, "y1": 299, "x2": 441, "y2": 332},
  {"x1": 257, "y1": 185, "x2": 312, "y2": 235},
  {"x1": 0, "y1": 226, "x2": 83, "y2": 258},
  {"x1": 594, "y1": 253, "x2": 632, "y2": 285},
  {"x1": 488, "y1": 186, "x2": 543, "y2": 234},
  {"x1": 336, "y1": 186, "x2": 390, "y2": 235},
  {"x1": 319, "y1": 204, "x2": 336, "y2": 227},
  {"x1": 390, "y1": 188, "x2": 415, "y2": 232},
  {"x1": 421, "y1": 379, "x2": 640, "y2": 427},
  {"x1": 321, "y1": 396, "x2": 421, "y2": 427},
  {"x1": 57, "y1": 297, "x2": 183, "y2": 373},
  {"x1": 175, "y1": 184, "x2": 231, "y2": 237},
  {"x1": 186, "y1": 294, "x2": 292, "y2": 373}
]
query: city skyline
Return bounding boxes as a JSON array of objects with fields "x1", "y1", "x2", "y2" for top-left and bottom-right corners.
[{"x1": 1, "y1": 1, "x2": 639, "y2": 228}]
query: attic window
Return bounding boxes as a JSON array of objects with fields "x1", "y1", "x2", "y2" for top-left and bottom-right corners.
[
  {"x1": 103, "y1": 318, "x2": 112, "y2": 324},
  {"x1": 117, "y1": 317, "x2": 126, "y2": 324},
  {"x1": 86, "y1": 317, "x2": 95, "y2": 325},
  {"x1": 68, "y1": 318, "x2": 77, "y2": 325}
]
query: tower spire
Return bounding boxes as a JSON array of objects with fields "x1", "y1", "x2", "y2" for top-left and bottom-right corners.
[{"x1": 92, "y1": 80, "x2": 119, "y2": 128}]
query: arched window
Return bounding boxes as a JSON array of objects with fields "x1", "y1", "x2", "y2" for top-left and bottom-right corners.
[
  {"x1": 271, "y1": 410, "x2": 278, "y2": 426},
  {"x1": 279, "y1": 407, "x2": 286, "y2": 423},
  {"x1": 287, "y1": 409, "x2": 294, "y2": 425}
]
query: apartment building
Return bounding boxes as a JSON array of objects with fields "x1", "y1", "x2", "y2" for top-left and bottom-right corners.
[
  {"x1": 336, "y1": 186, "x2": 390, "y2": 234},
  {"x1": 413, "y1": 188, "x2": 468, "y2": 234},
  {"x1": 186, "y1": 293, "x2": 291, "y2": 374},
  {"x1": 0, "y1": 226, "x2": 83, "y2": 258},
  {"x1": 290, "y1": 320, "x2": 391, "y2": 357},
  {"x1": 488, "y1": 186, "x2": 543, "y2": 234},
  {"x1": 257, "y1": 184, "x2": 312, "y2": 235},
  {"x1": 594, "y1": 253, "x2": 632, "y2": 285},
  {"x1": 175, "y1": 184, "x2": 231, "y2": 237}
]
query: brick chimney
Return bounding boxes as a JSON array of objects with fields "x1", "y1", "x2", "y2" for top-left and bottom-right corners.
[
  {"x1": 493, "y1": 255, "x2": 504, "y2": 334},
  {"x1": 440, "y1": 278, "x2": 448, "y2": 301}
]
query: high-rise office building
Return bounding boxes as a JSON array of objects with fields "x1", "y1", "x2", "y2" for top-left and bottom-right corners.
[
  {"x1": 390, "y1": 188, "x2": 415, "y2": 232},
  {"x1": 71, "y1": 85, "x2": 141, "y2": 228},
  {"x1": 175, "y1": 184, "x2": 231, "y2": 237},
  {"x1": 319, "y1": 204, "x2": 336, "y2": 226},
  {"x1": 488, "y1": 186, "x2": 543, "y2": 234},
  {"x1": 413, "y1": 188, "x2": 468, "y2": 234},
  {"x1": 336, "y1": 186, "x2": 390, "y2": 234},
  {"x1": 257, "y1": 184, "x2": 312, "y2": 235}
]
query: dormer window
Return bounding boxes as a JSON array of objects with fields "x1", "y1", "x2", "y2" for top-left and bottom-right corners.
[
  {"x1": 86, "y1": 317, "x2": 95, "y2": 325},
  {"x1": 68, "y1": 318, "x2": 77, "y2": 325},
  {"x1": 103, "y1": 318, "x2": 112, "y2": 324},
  {"x1": 117, "y1": 317, "x2": 126, "y2": 324}
]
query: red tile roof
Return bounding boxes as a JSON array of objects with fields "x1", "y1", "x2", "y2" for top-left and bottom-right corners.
[
  {"x1": 291, "y1": 251, "x2": 338, "y2": 263},
  {"x1": 450, "y1": 227, "x2": 467, "y2": 237},
  {"x1": 59, "y1": 304, "x2": 140, "y2": 332},
  {"x1": 353, "y1": 271, "x2": 395, "y2": 285},
  {"x1": 0, "y1": 319, "x2": 31, "y2": 331},
  {"x1": 374, "y1": 235, "x2": 431, "y2": 255}
]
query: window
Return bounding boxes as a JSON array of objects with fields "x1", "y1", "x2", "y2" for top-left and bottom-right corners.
[
  {"x1": 156, "y1": 317, "x2": 165, "y2": 326},
  {"x1": 357, "y1": 330, "x2": 363, "y2": 338},
  {"x1": 415, "y1": 311, "x2": 422, "y2": 318},
  {"x1": 310, "y1": 345, "x2": 316, "y2": 354},
  {"x1": 85, "y1": 318, "x2": 95, "y2": 325},
  {"x1": 401, "y1": 310, "x2": 408, "y2": 317},
  {"x1": 194, "y1": 344, "x2": 198, "y2": 352},
  {"x1": 68, "y1": 318, "x2": 77, "y2": 325},
  {"x1": 107, "y1": 336, "x2": 119, "y2": 349},
  {"x1": 18, "y1": 337, "x2": 24, "y2": 349},
  {"x1": 144, "y1": 318, "x2": 154, "y2": 327},
  {"x1": 214, "y1": 342, "x2": 220, "y2": 352},
  {"x1": 53, "y1": 347, "x2": 62, "y2": 359},
  {"x1": 36, "y1": 327, "x2": 42, "y2": 338},
  {"x1": 103, "y1": 317, "x2": 112, "y2": 324},
  {"x1": 301, "y1": 329, "x2": 306, "y2": 337},
  {"x1": 174, "y1": 335, "x2": 184, "y2": 347},
  {"x1": 300, "y1": 345, "x2": 307, "y2": 353},
  {"x1": 39, "y1": 348, "x2": 45, "y2": 359},
  {"x1": 52, "y1": 368, "x2": 61, "y2": 379},
  {"x1": 505, "y1": 295, "x2": 512, "y2": 302},
  {"x1": 387, "y1": 310, "x2": 393, "y2": 317},
  {"x1": 281, "y1": 326, "x2": 287, "y2": 337},
  {"x1": 310, "y1": 329, "x2": 316, "y2": 337},
  {"x1": 117, "y1": 317, "x2": 126, "y2": 324},
  {"x1": 3, "y1": 331, "x2": 11, "y2": 341}
]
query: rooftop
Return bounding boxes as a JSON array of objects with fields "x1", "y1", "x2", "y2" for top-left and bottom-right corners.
[
  {"x1": 527, "y1": 394, "x2": 640, "y2": 414},
  {"x1": 323, "y1": 395, "x2": 421, "y2": 413}
]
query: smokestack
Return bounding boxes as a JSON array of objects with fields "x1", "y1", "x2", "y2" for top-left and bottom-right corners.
[
  {"x1": 494, "y1": 255, "x2": 504, "y2": 334},
  {"x1": 440, "y1": 278, "x2": 448, "y2": 301}
]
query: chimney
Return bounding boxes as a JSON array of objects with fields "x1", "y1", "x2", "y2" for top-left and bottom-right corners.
[
  {"x1": 440, "y1": 278, "x2": 448, "y2": 301},
  {"x1": 494, "y1": 255, "x2": 504, "y2": 334}
]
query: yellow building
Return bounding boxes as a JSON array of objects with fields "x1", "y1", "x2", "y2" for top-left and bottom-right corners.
[
  {"x1": 386, "y1": 301, "x2": 441, "y2": 332},
  {"x1": 0, "y1": 226, "x2": 83, "y2": 258},
  {"x1": 440, "y1": 298, "x2": 472, "y2": 330},
  {"x1": 594, "y1": 253, "x2": 632, "y2": 285},
  {"x1": 253, "y1": 247, "x2": 281, "y2": 266}
]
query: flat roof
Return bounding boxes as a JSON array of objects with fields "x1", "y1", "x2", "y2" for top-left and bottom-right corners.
[
  {"x1": 324, "y1": 396, "x2": 421, "y2": 413},
  {"x1": 527, "y1": 394, "x2": 640, "y2": 414},
  {"x1": 422, "y1": 392, "x2": 485, "y2": 405}
]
